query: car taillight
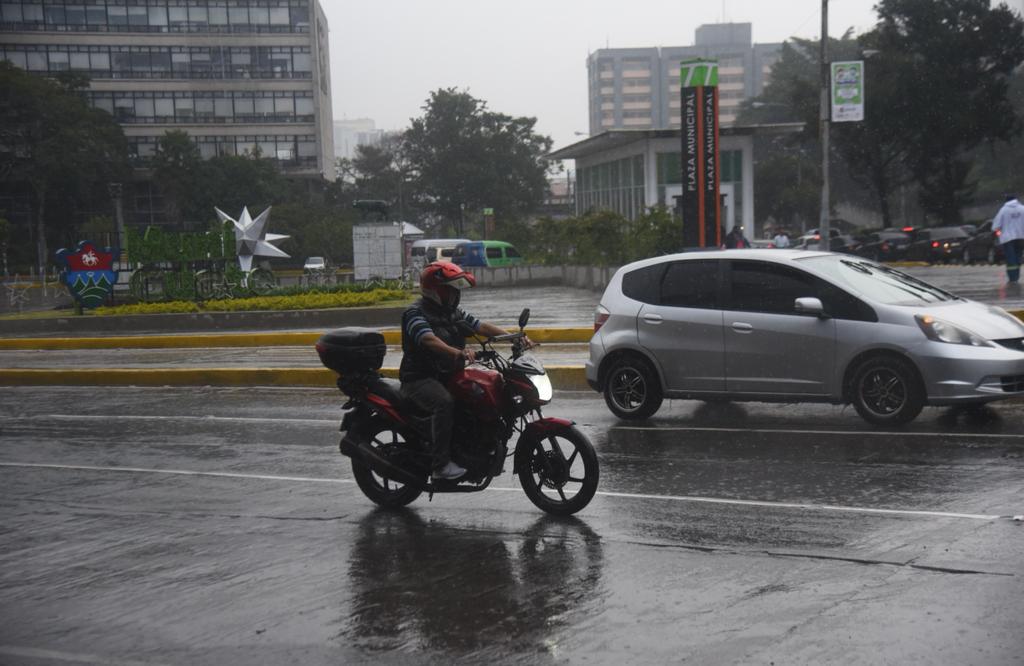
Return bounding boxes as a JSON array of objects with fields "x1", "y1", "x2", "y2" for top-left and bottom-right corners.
[
  {"x1": 996, "y1": 229, "x2": 1001, "y2": 238},
  {"x1": 931, "y1": 241, "x2": 940, "y2": 248},
  {"x1": 594, "y1": 305, "x2": 610, "y2": 332}
]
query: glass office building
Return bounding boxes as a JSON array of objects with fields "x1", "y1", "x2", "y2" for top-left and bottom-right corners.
[{"x1": 1, "y1": 0, "x2": 334, "y2": 224}]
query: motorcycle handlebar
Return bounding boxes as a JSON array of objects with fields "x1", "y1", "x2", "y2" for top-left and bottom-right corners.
[{"x1": 490, "y1": 332, "x2": 524, "y2": 343}]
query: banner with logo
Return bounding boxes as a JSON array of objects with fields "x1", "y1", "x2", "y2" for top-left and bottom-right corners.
[
  {"x1": 831, "y1": 60, "x2": 864, "y2": 122},
  {"x1": 680, "y1": 58, "x2": 721, "y2": 248}
]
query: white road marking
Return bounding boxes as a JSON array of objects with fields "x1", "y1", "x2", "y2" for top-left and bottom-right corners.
[
  {"x1": 0, "y1": 645, "x2": 167, "y2": 666},
  {"x1": 612, "y1": 425, "x2": 1024, "y2": 441},
  {"x1": 10, "y1": 414, "x2": 1024, "y2": 441},
  {"x1": 15, "y1": 413, "x2": 336, "y2": 426},
  {"x1": 0, "y1": 461, "x2": 1003, "y2": 521}
]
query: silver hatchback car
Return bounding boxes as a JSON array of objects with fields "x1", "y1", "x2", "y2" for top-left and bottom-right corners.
[{"x1": 586, "y1": 249, "x2": 1024, "y2": 425}]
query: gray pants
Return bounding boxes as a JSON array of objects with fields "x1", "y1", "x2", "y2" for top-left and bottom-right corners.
[{"x1": 401, "y1": 378, "x2": 454, "y2": 471}]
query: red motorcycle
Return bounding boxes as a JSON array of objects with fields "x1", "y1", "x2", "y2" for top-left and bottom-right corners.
[{"x1": 315, "y1": 309, "x2": 599, "y2": 515}]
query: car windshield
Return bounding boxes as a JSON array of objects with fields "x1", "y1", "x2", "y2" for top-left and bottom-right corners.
[{"x1": 797, "y1": 255, "x2": 960, "y2": 305}]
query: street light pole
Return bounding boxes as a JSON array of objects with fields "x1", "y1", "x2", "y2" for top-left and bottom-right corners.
[{"x1": 819, "y1": 0, "x2": 831, "y2": 249}]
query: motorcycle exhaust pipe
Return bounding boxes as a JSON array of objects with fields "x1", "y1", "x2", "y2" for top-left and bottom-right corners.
[{"x1": 351, "y1": 441, "x2": 430, "y2": 491}]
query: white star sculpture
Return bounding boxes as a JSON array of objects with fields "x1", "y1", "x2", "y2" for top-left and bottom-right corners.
[{"x1": 215, "y1": 206, "x2": 290, "y2": 273}]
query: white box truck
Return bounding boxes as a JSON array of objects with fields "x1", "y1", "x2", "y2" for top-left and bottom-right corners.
[{"x1": 352, "y1": 223, "x2": 404, "y2": 282}]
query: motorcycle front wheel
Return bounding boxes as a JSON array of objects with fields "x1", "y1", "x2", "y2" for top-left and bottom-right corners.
[
  {"x1": 351, "y1": 422, "x2": 424, "y2": 508},
  {"x1": 518, "y1": 426, "x2": 599, "y2": 516}
]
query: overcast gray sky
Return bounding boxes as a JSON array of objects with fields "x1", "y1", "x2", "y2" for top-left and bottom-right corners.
[{"x1": 324, "y1": 0, "x2": 883, "y2": 149}]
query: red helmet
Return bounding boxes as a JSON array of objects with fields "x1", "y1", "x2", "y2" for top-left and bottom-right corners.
[{"x1": 420, "y1": 261, "x2": 476, "y2": 307}]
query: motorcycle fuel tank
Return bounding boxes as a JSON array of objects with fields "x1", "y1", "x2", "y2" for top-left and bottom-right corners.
[{"x1": 448, "y1": 366, "x2": 504, "y2": 418}]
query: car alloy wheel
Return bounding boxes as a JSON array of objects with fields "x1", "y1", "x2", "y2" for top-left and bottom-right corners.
[
  {"x1": 851, "y1": 356, "x2": 924, "y2": 426},
  {"x1": 603, "y1": 356, "x2": 663, "y2": 420}
]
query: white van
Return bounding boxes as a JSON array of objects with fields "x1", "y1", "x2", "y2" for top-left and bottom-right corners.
[{"x1": 410, "y1": 238, "x2": 472, "y2": 267}]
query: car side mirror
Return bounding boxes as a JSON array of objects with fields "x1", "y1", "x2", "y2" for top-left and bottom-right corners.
[{"x1": 794, "y1": 297, "x2": 827, "y2": 318}]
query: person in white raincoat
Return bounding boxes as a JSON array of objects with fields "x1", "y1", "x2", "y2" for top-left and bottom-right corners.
[{"x1": 993, "y1": 194, "x2": 1024, "y2": 284}]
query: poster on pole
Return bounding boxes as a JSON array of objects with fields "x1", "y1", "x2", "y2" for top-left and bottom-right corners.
[
  {"x1": 679, "y1": 58, "x2": 720, "y2": 248},
  {"x1": 831, "y1": 60, "x2": 864, "y2": 122}
]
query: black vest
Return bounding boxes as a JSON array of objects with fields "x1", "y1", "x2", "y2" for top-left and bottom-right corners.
[{"x1": 399, "y1": 298, "x2": 467, "y2": 383}]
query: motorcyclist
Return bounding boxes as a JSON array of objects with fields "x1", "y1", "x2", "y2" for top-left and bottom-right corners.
[{"x1": 399, "y1": 262, "x2": 523, "y2": 480}]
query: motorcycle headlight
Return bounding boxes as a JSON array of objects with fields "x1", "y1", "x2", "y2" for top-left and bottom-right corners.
[
  {"x1": 915, "y1": 315, "x2": 992, "y2": 347},
  {"x1": 529, "y1": 373, "x2": 553, "y2": 403}
]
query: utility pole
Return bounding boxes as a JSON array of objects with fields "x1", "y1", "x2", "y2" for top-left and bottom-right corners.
[{"x1": 819, "y1": 0, "x2": 831, "y2": 249}]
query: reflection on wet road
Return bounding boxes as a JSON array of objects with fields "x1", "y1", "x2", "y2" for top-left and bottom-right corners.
[{"x1": 1, "y1": 386, "x2": 1022, "y2": 664}]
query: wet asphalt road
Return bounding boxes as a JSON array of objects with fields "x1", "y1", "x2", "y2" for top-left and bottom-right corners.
[{"x1": 2, "y1": 386, "x2": 1023, "y2": 664}]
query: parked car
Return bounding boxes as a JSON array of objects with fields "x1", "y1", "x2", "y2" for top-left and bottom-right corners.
[
  {"x1": 409, "y1": 238, "x2": 472, "y2": 268},
  {"x1": 795, "y1": 228, "x2": 841, "y2": 247},
  {"x1": 793, "y1": 233, "x2": 859, "y2": 254},
  {"x1": 851, "y1": 230, "x2": 911, "y2": 262},
  {"x1": 962, "y1": 220, "x2": 1005, "y2": 265},
  {"x1": 903, "y1": 227, "x2": 970, "y2": 263},
  {"x1": 586, "y1": 249, "x2": 1024, "y2": 426},
  {"x1": 452, "y1": 240, "x2": 525, "y2": 267},
  {"x1": 303, "y1": 256, "x2": 329, "y2": 272}
]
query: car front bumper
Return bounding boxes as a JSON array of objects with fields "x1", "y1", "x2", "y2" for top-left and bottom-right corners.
[{"x1": 914, "y1": 342, "x2": 1024, "y2": 404}]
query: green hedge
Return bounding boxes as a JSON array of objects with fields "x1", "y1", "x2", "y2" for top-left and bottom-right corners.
[{"x1": 92, "y1": 288, "x2": 410, "y2": 316}]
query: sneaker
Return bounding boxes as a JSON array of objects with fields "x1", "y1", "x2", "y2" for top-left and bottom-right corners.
[{"x1": 432, "y1": 461, "x2": 467, "y2": 481}]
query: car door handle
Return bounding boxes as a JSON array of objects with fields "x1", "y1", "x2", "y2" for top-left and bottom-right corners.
[
  {"x1": 731, "y1": 322, "x2": 753, "y2": 332},
  {"x1": 642, "y1": 313, "x2": 663, "y2": 324}
]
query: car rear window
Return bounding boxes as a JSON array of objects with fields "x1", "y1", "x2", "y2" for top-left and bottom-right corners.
[{"x1": 621, "y1": 264, "x2": 665, "y2": 304}]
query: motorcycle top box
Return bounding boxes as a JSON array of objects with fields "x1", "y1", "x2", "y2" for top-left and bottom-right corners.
[{"x1": 316, "y1": 328, "x2": 386, "y2": 374}]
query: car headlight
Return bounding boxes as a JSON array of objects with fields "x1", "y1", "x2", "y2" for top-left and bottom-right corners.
[
  {"x1": 529, "y1": 373, "x2": 553, "y2": 403},
  {"x1": 915, "y1": 315, "x2": 992, "y2": 347}
]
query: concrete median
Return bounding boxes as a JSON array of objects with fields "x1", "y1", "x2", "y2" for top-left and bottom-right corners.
[
  {"x1": 0, "y1": 365, "x2": 593, "y2": 391},
  {"x1": 0, "y1": 327, "x2": 595, "y2": 350}
]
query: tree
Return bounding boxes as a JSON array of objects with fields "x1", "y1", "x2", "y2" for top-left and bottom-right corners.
[
  {"x1": 270, "y1": 201, "x2": 355, "y2": 266},
  {"x1": 874, "y1": 0, "x2": 1024, "y2": 223},
  {"x1": 737, "y1": 38, "x2": 841, "y2": 230},
  {"x1": 403, "y1": 89, "x2": 553, "y2": 235},
  {"x1": 152, "y1": 130, "x2": 203, "y2": 226},
  {"x1": 337, "y1": 132, "x2": 421, "y2": 222},
  {"x1": 193, "y1": 152, "x2": 292, "y2": 224},
  {"x1": 0, "y1": 63, "x2": 130, "y2": 275}
]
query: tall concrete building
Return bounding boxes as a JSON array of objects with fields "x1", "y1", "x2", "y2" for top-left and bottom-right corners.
[
  {"x1": 1, "y1": 0, "x2": 335, "y2": 221},
  {"x1": 333, "y1": 118, "x2": 384, "y2": 161},
  {"x1": 587, "y1": 23, "x2": 781, "y2": 133}
]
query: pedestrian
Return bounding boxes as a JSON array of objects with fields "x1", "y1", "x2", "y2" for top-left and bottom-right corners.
[
  {"x1": 773, "y1": 229, "x2": 790, "y2": 248},
  {"x1": 993, "y1": 194, "x2": 1024, "y2": 284},
  {"x1": 724, "y1": 225, "x2": 750, "y2": 249}
]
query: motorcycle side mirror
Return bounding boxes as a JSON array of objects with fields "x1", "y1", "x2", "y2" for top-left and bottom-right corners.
[{"x1": 518, "y1": 308, "x2": 530, "y2": 330}]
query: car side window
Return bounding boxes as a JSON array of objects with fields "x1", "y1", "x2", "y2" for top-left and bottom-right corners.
[
  {"x1": 505, "y1": 246, "x2": 521, "y2": 258},
  {"x1": 621, "y1": 264, "x2": 665, "y2": 304},
  {"x1": 486, "y1": 247, "x2": 502, "y2": 259},
  {"x1": 727, "y1": 260, "x2": 818, "y2": 314},
  {"x1": 660, "y1": 260, "x2": 719, "y2": 308}
]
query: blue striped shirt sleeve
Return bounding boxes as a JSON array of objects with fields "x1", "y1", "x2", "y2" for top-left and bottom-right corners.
[
  {"x1": 404, "y1": 307, "x2": 434, "y2": 347},
  {"x1": 455, "y1": 308, "x2": 481, "y2": 332}
]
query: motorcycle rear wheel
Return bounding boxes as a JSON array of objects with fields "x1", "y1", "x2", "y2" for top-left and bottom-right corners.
[
  {"x1": 351, "y1": 422, "x2": 424, "y2": 508},
  {"x1": 518, "y1": 426, "x2": 599, "y2": 516}
]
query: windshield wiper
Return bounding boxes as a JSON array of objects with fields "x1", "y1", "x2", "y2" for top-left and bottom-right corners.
[
  {"x1": 839, "y1": 259, "x2": 873, "y2": 275},
  {"x1": 873, "y1": 264, "x2": 960, "y2": 301}
]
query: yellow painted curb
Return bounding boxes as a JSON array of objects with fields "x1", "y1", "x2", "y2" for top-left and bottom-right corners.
[
  {"x1": 0, "y1": 365, "x2": 591, "y2": 390},
  {"x1": 0, "y1": 327, "x2": 595, "y2": 350}
]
